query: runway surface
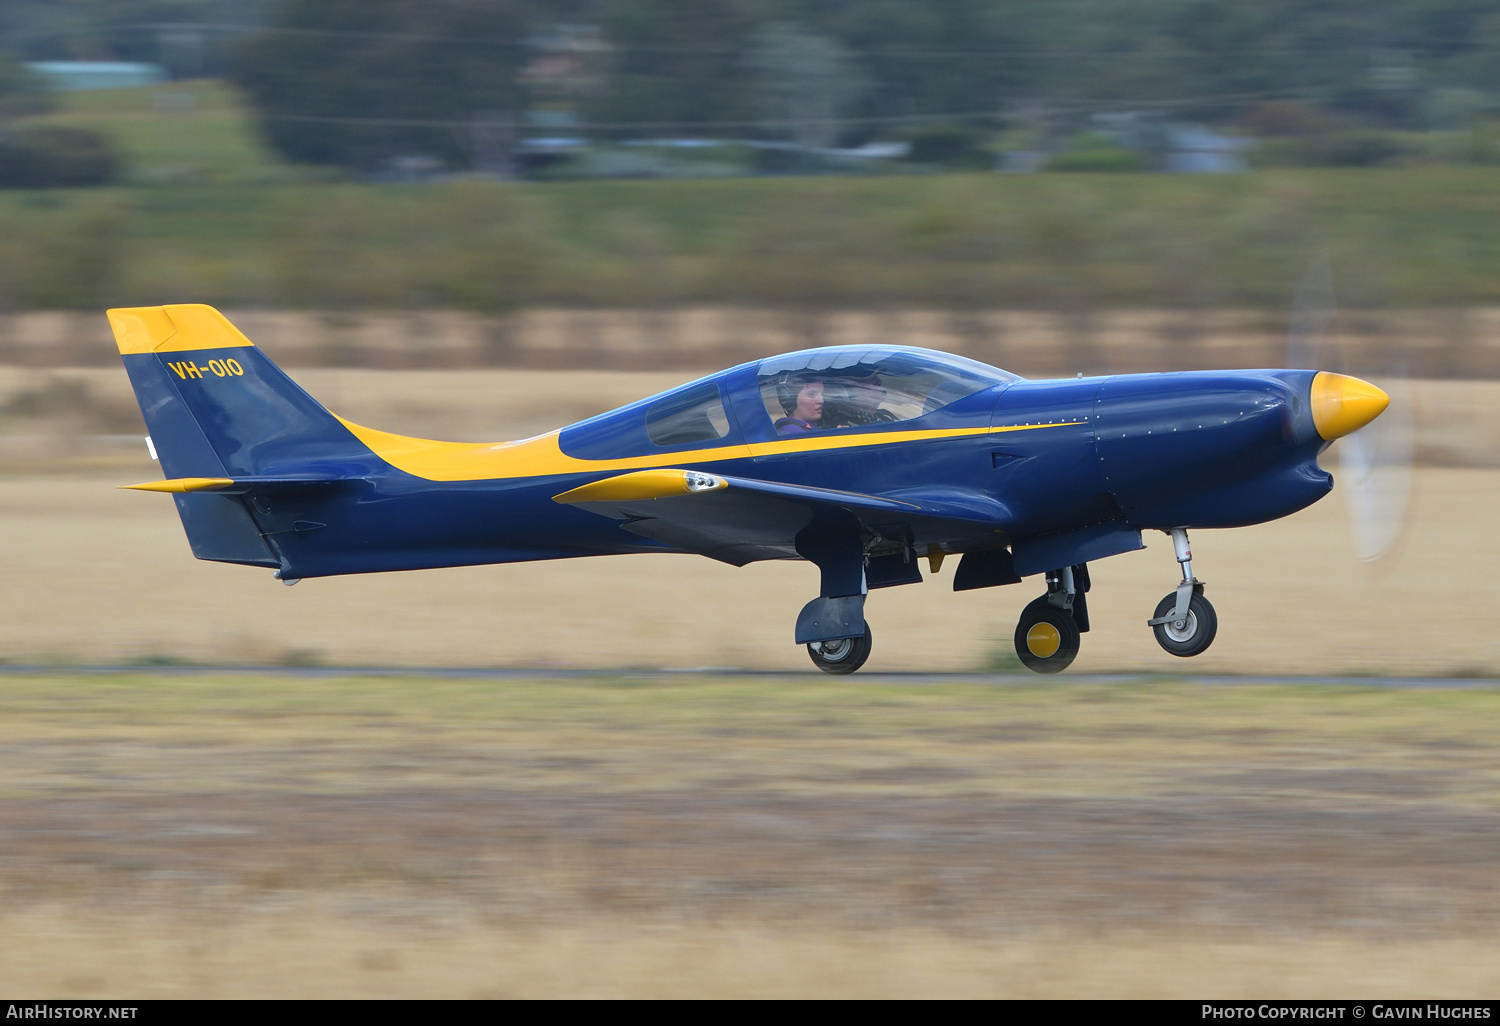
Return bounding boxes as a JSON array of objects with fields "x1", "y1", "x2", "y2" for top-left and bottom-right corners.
[{"x1": 3, "y1": 663, "x2": 1496, "y2": 688}]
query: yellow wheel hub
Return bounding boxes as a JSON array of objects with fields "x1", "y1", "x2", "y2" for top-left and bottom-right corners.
[{"x1": 1026, "y1": 622, "x2": 1062, "y2": 658}]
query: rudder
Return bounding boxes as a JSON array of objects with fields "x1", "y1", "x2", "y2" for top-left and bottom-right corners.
[{"x1": 109, "y1": 304, "x2": 371, "y2": 568}]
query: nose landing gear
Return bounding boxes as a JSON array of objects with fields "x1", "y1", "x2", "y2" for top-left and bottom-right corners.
[{"x1": 1147, "y1": 528, "x2": 1217, "y2": 657}]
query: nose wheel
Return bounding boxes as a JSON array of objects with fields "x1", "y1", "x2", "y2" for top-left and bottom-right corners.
[
  {"x1": 1147, "y1": 528, "x2": 1218, "y2": 658},
  {"x1": 807, "y1": 624, "x2": 873, "y2": 674},
  {"x1": 1151, "y1": 591, "x2": 1217, "y2": 656}
]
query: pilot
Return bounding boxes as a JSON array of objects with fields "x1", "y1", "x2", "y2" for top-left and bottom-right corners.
[
  {"x1": 827, "y1": 374, "x2": 897, "y2": 428},
  {"x1": 775, "y1": 377, "x2": 824, "y2": 434}
]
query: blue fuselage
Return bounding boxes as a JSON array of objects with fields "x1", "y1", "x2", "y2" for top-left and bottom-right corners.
[{"x1": 236, "y1": 367, "x2": 1331, "y2": 580}]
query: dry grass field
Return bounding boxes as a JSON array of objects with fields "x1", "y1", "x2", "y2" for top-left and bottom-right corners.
[{"x1": 0, "y1": 672, "x2": 1497, "y2": 998}]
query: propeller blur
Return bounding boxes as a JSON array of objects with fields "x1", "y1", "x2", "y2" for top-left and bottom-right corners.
[{"x1": 1286, "y1": 253, "x2": 1414, "y2": 564}]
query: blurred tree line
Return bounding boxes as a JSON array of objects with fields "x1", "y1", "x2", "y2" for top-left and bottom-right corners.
[
  {"x1": 9, "y1": 1, "x2": 1500, "y2": 170},
  {"x1": 0, "y1": 53, "x2": 119, "y2": 187},
  {"x1": 7, "y1": 1, "x2": 1500, "y2": 314},
  {"x1": 217, "y1": 0, "x2": 1500, "y2": 169},
  {"x1": 0, "y1": 1, "x2": 270, "y2": 78}
]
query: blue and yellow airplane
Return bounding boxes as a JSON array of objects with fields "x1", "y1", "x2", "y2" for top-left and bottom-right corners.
[{"x1": 109, "y1": 303, "x2": 1389, "y2": 674}]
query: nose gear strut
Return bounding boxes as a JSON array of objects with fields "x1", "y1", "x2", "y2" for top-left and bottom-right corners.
[{"x1": 1147, "y1": 528, "x2": 1218, "y2": 657}]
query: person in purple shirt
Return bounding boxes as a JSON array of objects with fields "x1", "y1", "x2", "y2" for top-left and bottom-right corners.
[{"x1": 775, "y1": 378, "x2": 824, "y2": 434}]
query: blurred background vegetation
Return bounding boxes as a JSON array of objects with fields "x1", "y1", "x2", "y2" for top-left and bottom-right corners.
[{"x1": 4, "y1": 0, "x2": 1500, "y2": 313}]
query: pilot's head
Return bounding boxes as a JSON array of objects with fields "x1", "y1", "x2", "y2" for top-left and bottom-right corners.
[
  {"x1": 778, "y1": 375, "x2": 822, "y2": 416},
  {"x1": 778, "y1": 376, "x2": 824, "y2": 423}
]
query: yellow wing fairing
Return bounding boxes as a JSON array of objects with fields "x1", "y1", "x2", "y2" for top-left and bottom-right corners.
[{"x1": 552, "y1": 469, "x2": 727, "y2": 504}]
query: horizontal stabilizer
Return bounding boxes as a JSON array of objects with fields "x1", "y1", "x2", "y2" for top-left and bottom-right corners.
[
  {"x1": 121, "y1": 477, "x2": 233, "y2": 493},
  {"x1": 122, "y1": 475, "x2": 359, "y2": 495}
]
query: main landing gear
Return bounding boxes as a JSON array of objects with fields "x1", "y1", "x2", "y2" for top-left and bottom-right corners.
[
  {"x1": 794, "y1": 517, "x2": 876, "y2": 675},
  {"x1": 807, "y1": 625, "x2": 873, "y2": 675},
  {"x1": 1014, "y1": 564, "x2": 1090, "y2": 674},
  {"x1": 1147, "y1": 528, "x2": 1217, "y2": 658}
]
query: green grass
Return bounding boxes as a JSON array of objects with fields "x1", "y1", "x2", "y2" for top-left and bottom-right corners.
[
  {"x1": 4, "y1": 669, "x2": 1500, "y2": 993},
  {"x1": 2, "y1": 671, "x2": 1498, "y2": 803},
  {"x1": 7, "y1": 80, "x2": 1500, "y2": 310}
]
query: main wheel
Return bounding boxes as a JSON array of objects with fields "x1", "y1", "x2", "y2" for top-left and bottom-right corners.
[
  {"x1": 1013, "y1": 597, "x2": 1081, "y2": 674},
  {"x1": 1151, "y1": 592, "x2": 1218, "y2": 657},
  {"x1": 807, "y1": 624, "x2": 873, "y2": 675}
]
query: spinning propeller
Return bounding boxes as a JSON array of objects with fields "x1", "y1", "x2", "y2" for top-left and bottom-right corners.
[{"x1": 1287, "y1": 253, "x2": 1413, "y2": 563}]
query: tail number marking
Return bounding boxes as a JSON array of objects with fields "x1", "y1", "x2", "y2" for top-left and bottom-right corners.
[{"x1": 168, "y1": 358, "x2": 245, "y2": 380}]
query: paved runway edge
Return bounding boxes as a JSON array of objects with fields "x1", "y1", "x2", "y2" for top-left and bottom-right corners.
[{"x1": 0, "y1": 664, "x2": 1496, "y2": 687}]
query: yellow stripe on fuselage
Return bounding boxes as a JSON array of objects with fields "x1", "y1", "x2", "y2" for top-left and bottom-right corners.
[{"x1": 335, "y1": 417, "x2": 1084, "y2": 483}]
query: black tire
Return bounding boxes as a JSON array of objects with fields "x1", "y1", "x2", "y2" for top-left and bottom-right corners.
[
  {"x1": 1151, "y1": 592, "x2": 1218, "y2": 657},
  {"x1": 808, "y1": 624, "x2": 873, "y2": 675},
  {"x1": 1013, "y1": 596, "x2": 1081, "y2": 674}
]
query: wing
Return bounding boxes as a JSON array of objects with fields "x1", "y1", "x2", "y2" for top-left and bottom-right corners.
[{"x1": 552, "y1": 469, "x2": 1011, "y2": 566}]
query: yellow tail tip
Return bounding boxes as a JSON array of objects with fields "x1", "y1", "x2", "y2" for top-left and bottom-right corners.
[
  {"x1": 107, "y1": 304, "x2": 255, "y2": 356},
  {"x1": 1311, "y1": 372, "x2": 1390, "y2": 441}
]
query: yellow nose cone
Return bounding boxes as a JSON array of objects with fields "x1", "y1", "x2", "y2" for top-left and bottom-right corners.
[{"x1": 1311, "y1": 372, "x2": 1389, "y2": 441}]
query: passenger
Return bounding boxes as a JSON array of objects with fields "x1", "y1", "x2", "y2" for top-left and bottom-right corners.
[{"x1": 775, "y1": 378, "x2": 824, "y2": 434}]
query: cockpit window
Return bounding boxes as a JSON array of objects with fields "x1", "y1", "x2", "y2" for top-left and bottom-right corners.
[
  {"x1": 646, "y1": 382, "x2": 732, "y2": 446},
  {"x1": 757, "y1": 346, "x2": 1016, "y2": 434}
]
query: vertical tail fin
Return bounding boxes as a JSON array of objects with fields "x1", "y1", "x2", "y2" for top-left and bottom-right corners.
[
  {"x1": 109, "y1": 304, "x2": 367, "y2": 477},
  {"x1": 109, "y1": 304, "x2": 368, "y2": 568}
]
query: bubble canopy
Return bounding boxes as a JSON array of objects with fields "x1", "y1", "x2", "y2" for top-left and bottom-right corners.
[
  {"x1": 757, "y1": 346, "x2": 1020, "y2": 433},
  {"x1": 558, "y1": 345, "x2": 1021, "y2": 460}
]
